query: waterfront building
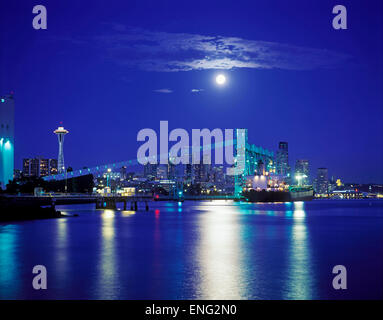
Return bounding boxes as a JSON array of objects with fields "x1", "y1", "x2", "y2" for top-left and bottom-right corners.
[
  {"x1": 184, "y1": 163, "x2": 193, "y2": 182},
  {"x1": 194, "y1": 154, "x2": 211, "y2": 183},
  {"x1": 120, "y1": 166, "x2": 127, "y2": 180},
  {"x1": 13, "y1": 169, "x2": 22, "y2": 180},
  {"x1": 211, "y1": 165, "x2": 225, "y2": 186},
  {"x1": 295, "y1": 159, "x2": 309, "y2": 185},
  {"x1": 22, "y1": 157, "x2": 58, "y2": 177},
  {"x1": 156, "y1": 165, "x2": 168, "y2": 180},
  {"x1": 0, "y1": 94, "x2": 14, "y2": 189},
  {"x1": 314, "y1": 167, "x2": 329, "y2": 194},
  {"x1": 183, "y1": 147, "x2": 194, "y2": 182},
  {"x1": 276, "y1": 142, "x2": 291, "y2": 182},
  {"x1": 144, "y1": 163, "x2": 158, "y2": 179},
  {"x1": 328, "y1": 176, "x2": 337, "y2": 193},
  {"x1": 167, "y1": 157, "x2": 176, "y2": 180}
]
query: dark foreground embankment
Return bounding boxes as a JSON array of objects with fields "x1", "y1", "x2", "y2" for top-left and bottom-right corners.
[{"x1": 0, "y1": 196, "x2": 63, "y2": 221}]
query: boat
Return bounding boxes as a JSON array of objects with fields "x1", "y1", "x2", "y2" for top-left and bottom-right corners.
[
  {"x1": 289, "y1": 185, "x2": 314, "y2": 201},
  {"x1": 243, "y1": 185, "x2": 313, "y2": 203}
]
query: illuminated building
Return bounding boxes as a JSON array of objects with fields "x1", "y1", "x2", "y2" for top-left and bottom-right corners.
[
  {"x1": 120, "y1": 166, "x2": 127, "y2": 180},
  {"x1": 54, "y1": 126, "x2": 69, "y2": 173},
  {"x1": 183, "y1": 146, "x2": 194, "y2": 182},
  {"x1": 295, "y1": 159, "x2": 309, "y2": 185},
  {"x1": 167, "y1": 157, "x2": 176, "y2": 180},
  {"x1": 144, "y1": 163, "x2": 158, "y2": 179},
  {"x1": 314, "y1": 167, "x2": 329, "y2": 194},
  {"x1": 13, "y1": 169, "x2": 22, "y2": 180},
  {"x1": 22, "y1": 157, "x2": 58, "y2": 177},
  {"x1": 211, "y1": 165, "x2": 225, "y2": 186},
  {"x1": 184, "y1": 163, "x2": 193, "y2": 182},
  {"x1": 194, "y1": 154, "x2": 211, "y2": 183},
  {"x1": 0, "y1": 94, "x2": 14, "y2": 189},
  {"x1": 156, "y1": 165, "x2": 168, "y2": 179},
  {"x1": 233, "y1": 129, "x2": 274, "y2": 197},
  {"x1": 276, "y1": 142, "x2": 291, "y2": 180}
]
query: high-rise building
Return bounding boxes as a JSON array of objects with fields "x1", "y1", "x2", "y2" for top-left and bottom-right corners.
[
  {"x1": 22, "y1": 158, "x2": 58, "y2": 177},
  {"x1": 314, "y1": 168, "x2": 328, "y2": 194},
  {"x1": 120, "y1": 166, "x2": 127, "y2": 180},
  {"x1": 295, "y1": 159, "x2": 309, "y2": 185},
  {"x1": 193, "y1": 153, "x2": 211, "y2": 183},
  {"x1": 276, "y1": 142, "x2": 290, "y2": 178},
  {"x1": 183, "y1": 146, "x2": 194, "y2": 182},
  {"x1": 156, "y1": 165, "x2": 168, "y2": 180},
  {"x1": 0, "y1": 94, "x2": 14, "y2": 189},
  {"x1": 166, "y1": 156, "x2": 177, "y2": 180},
  {"x1": 211, "y1": 165, "x2": 225, "y2": 186},
  {"x1": 184, "y1": 163, "x2": 193, "y2": 182},
  {"x1": 54, "y1": 126, "x2": 69, "y2": 173},
  {"x1": 144, "y1": 163, "x2": 158, "y2": 179}
]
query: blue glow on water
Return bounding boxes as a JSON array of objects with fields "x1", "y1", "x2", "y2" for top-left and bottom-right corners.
[
  {"x1": 0, "y1": 226, "x2": 20, "y2": 299},
  {"x1": 1, "y1": 200, "x2": 383, "y2": 299}
]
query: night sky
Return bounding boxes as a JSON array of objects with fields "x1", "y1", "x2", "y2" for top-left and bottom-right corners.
[{"x1": 1, "y1": 0, "x2": 382, "y2": 183}]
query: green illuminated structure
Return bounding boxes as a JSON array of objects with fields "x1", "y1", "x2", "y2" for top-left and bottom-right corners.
[
  {"x1": 233, "y1": 129, "x2": 274, "y2": 198},
  {"x1": 0, "y1": 94, "x2": 15, "y2": 189}
]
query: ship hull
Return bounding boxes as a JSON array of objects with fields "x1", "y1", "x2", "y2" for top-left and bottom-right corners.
[{"x1": 243, "y1": 189, "x2": 313, "y2": 203}]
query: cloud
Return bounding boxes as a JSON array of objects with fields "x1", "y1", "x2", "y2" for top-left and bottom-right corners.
[
  {"x1": 67, "y1": 26, "x2": 350, "y2": 72},
  {"x1": 191, "y1": 89, "x2": 204, "y2": 93},
  {"x1": 153, "y1": 88, "x2": 173, "y2": 93}
]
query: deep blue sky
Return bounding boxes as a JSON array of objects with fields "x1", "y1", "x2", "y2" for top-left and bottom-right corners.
[{"x1": 1, "y1": 0, "x2": 382, "y2": 183}]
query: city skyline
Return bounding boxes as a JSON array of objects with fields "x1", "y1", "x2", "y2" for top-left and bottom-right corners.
[
  {"x1": 12, "y1": 123, "x2": 376, "y2": 186},
  {"x1": 0, "y1": 0, "x2": 382, "y2": 184}
]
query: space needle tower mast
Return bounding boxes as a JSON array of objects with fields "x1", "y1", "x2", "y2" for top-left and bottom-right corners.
[{"x1": 54, "y1": 125, "x2": 69, "y2": 173}]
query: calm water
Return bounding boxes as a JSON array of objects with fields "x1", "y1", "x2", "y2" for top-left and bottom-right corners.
[{"x1": 0, "y1": 199, "x2": 382, "y2": 300}]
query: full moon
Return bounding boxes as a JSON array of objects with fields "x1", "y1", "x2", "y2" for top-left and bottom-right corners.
[{"x1": 216, "y1": 74, "x2": 226, "y2": 85}]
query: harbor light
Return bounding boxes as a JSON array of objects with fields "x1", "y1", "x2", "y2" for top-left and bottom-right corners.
[{"x1": 295, "y1": 174, "x2": 307, "y2": 186}]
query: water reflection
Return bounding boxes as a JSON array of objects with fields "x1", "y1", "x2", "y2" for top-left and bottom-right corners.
[
  {"x1": 54, "y1": 218, "x2": 69, "y2": 285},
  {"x1": 95, "y1": 210, "x2": 119, "y2": 299},
  {"x1": 293, "y1": 202, "x2": 306, "y2": 220},
  {"x1": 283, "y1": 201, "x2": 313, "y2": 299},
  {"x1": 121, "y1": 210, "x2": 135, "y2": 217},
  {"x1": 196, "y1": 203, "x2": 245, "y2": 299},
  {"x1": 1, "y1": 201, "x2": 381, "y2": 299},
  {"x1": 0, "y1": 225, "x2": 19, "y2": 298}
]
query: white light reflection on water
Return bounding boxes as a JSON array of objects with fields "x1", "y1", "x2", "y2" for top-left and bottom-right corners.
[
  {"x1": 95, "y1": 209, "x2": 119, "y2": 299},
  {"x1": 283, "y1": 201, "x2": 314, "y2": 299},
  {"x1": 54, "y1": 218, "x2": 69, "y2": 286},
  {"x1": 196, "y1": 201, "x2": 246, "y2": 299}
]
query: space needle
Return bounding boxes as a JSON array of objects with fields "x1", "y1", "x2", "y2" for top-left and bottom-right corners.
[{"x1": 54, "y1": 125, "x2": 69, "y2": 173}]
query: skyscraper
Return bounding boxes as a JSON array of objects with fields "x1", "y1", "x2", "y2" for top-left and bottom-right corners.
[
  {"x1": 211, "y1": 165, "x2": 225, "y2": 186},
  {"x1": 276, "y1": 142, "x2": 291, "y2": 181},
  {"x1": 0, "y1": 94, "x2": 14, "y2": 189},
  {"x1": 193, "y1": 153, "x2": 212, "y2": 183},
  {"x1": 120, "y1": 166, "x2": 127, "y2": 180},
  {"x1": 144, "y1": 163, "x2": 158, "y2": 179},
  {"x1": 167, "y1": 157, "x2": 176, "y2": 180},
  {"x1": 22, "y1": 158, "x2": 58, "y2": 177},
  {"x1": 295, "y1": 159, "x2": 310, "y2": 185},
  {"x1": 156, "y1": 165, "x2": 168, "y2": 180},
  {"x1": 54, "y1": 126, "x2": 69, "y2": 173},
  {"x1": 314, "y1": 168, "x2": 328, "y2": 194}
]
